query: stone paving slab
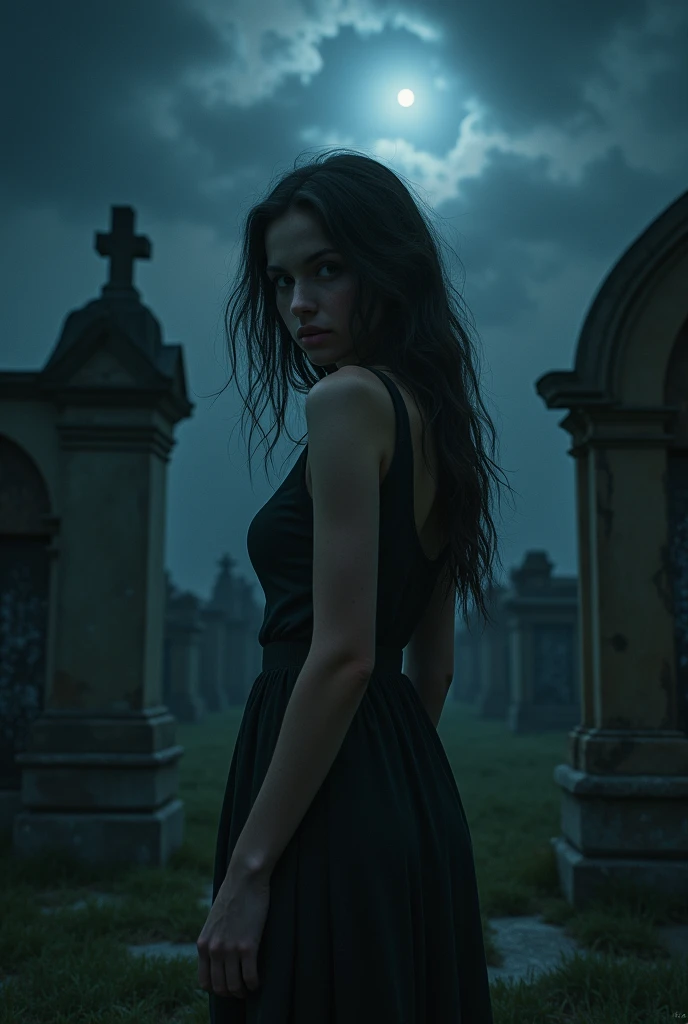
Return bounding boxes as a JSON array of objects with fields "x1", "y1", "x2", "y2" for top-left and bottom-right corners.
[
  {"x1": 485, "y1": 915, "x2": 686, "y2": 989},
  {"x1": 127, "y1": 940, "x2": 199, "y2": 962}
]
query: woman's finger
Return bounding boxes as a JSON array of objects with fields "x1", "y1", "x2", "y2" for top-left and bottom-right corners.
[
  {"x1": 241, "y1": 948, "x2": 260, "y2": 993},
  {"x1": 220, "y1": 953, "x2": 248, "y2": 999},
  {"x1": 208, "y1": 954, "x2": 232, "y2": 998}
]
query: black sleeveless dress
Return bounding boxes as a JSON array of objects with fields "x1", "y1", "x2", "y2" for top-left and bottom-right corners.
[{"x1": 209, "y1": 367, "x2": 494, "y2": 1023}]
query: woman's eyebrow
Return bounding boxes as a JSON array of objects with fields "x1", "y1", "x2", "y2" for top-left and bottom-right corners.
[{"x1": 266, "y1": 247, "x2": 339, "y2": 272}]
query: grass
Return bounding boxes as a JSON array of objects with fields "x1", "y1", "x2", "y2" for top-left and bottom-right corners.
[{"x1": 0, "y1": 698, "x2": 686, "y2": 1023}]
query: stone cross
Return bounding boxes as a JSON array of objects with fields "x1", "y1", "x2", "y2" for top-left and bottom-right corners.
[{"x1": 95, "y1": 206, "x2": 151, "y2": 292}]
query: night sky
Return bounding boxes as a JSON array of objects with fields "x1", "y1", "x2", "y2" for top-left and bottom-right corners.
[{"x1": 1, "y1": 0, "x2": 686, "y2": 611}]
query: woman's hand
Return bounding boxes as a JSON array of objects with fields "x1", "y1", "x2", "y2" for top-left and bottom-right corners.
[{"x1": 196, "y1": 862, "x2": 271, "y2": 999}]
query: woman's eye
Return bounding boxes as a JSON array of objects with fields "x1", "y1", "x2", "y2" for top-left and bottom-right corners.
[{"x1": 273, "y1": 263, "x2": 339, "y2": 289}]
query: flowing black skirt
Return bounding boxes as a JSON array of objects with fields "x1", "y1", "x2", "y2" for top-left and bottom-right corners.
[{"x1": 209, "y1": 641, "x2": 494, "y2": 1024}]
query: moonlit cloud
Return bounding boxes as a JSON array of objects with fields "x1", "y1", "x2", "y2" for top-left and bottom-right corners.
[{"x1": 1, "y1": 0, "x2": 685, "y2": 600}]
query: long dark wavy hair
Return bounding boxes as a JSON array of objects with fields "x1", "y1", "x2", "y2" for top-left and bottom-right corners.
[{"x1": 210, "y1": 148, "x2": 516, "y2": 632}]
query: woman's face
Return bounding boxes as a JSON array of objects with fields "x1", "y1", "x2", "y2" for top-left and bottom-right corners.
[{"x1": 264, "y1": 206, "x2": 383, "y2": 370}]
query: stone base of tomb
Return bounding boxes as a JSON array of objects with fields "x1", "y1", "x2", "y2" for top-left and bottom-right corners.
[
  {"x1": 11, "y1": 706, "x2": 185, "y2": 868},
  {"x1": 551, "y1": 759, "x2": 688, "y2": 911}
]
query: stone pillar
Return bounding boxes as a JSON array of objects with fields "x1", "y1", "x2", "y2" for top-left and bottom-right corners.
[
  {"x1": 475, "y1": 584, "x2": 511, "y2": 719},
  {"x1": 199, "y1": 606, "x2": 232, "y2": 713},
  {"x1": 11, "y1": 205, "x2": 194, "y2": 867},
  {"x1": 536, "y1": 189, "x2": 688, "y2": 908},
  {"x1": 453, "y1": 607, "x2": 483, "y2": 702},
  {"x1": 164, "y1": 586, "x2": 206, "y2": 723},
  {"x1": 500, "y1": 552, "x2": 579, "y2": 733}
]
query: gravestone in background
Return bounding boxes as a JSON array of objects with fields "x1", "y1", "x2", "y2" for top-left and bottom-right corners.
[
  {"x1": 0, "y1": 205, "x2": 193, "y2": 867},
  {"x1": 537, "y1": 189, "x2": 688, "y2": 910}
]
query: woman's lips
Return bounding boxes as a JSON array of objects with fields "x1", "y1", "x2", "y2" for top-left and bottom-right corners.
[{"x1": 301, "y1": 331, "x2": 331, "y2": 347}]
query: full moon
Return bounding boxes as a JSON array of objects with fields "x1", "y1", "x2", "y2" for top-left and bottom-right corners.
[{"x1": 397, "y1": 89, "x2": 415, "y2": 107}]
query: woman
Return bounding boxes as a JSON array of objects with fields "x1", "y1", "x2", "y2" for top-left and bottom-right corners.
[{"x1": 198, "y1": 149, "x2": 513, "y2": 1022}]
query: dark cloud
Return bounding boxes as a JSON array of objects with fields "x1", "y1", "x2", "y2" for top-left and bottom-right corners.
[
  {"x1": 0, "y1": 0, "x2": 224, "y2": 216},
  {"x1": 0, "y1": 0, "x2": 685, "y2": 597},
  {"x1": 1, "y1": 0, "x2": 682, "y2": 236}
]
